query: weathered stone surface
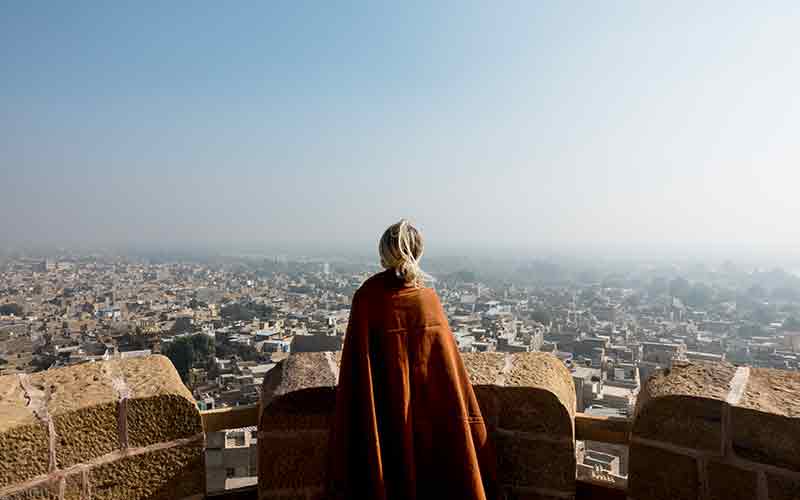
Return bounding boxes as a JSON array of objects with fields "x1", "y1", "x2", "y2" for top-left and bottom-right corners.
[
  {"x1": 0, "y1": 356, "x2": 204, "y2": 500},
  {"x1": 91, "y1": 441, "x2": 204, "y2": 500},
  {"x1": 258, "y1": 431, "x2": 329, "y2": 492},
  {"x1": 502, "y1": 353, "x2": 576, "y2": 418},
  {"x1": 706, "y1": 460, "x2": 758, "y2": 500},
  {"x1": 26, "y1": 361, "x2": 119, "y2": 470},
  {"x1": 261, "y1": 352, "x2": 340, "y2": 409},
  {"x1": 0, "y1": 377, "x2": 51, "y2": 487},
  {"x1": 495, "y1": 432, "x2": 575, "y2": 492},
  {"x1": 628, "y1": 444, "x2": 698, "y2": 500},
  {"x1": 121, "y1": 356, "x2": 202, "y2": 448},
  {"x1": 461, "y1": 352, "x2": 508, "y2": 385},
  {"x1": 632, "y1": 361, "x2": 735, "y2": 453},
  {"x1": 260, "y1": 388, "x2": 336, "y2": 431},
  {"x1": 3, "y1": 474, "x2": 82, "y2": 500},
  {"x1": 731, "y1": 367, "x2": 800, "y2": 471},
  {"x1": 767, "y1": 473, "x2": 800, "y2": 500},
  {"x1": 259, "y1": 352, "x2": 576, "y2": 499},
  {"x1": 463, "y1": 353, "x2": 576, "y2": 420}
]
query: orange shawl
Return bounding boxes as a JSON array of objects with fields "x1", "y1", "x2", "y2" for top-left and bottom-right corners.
[{"x1": 327, "y1": 270, "x2": 495, "y2": 500}]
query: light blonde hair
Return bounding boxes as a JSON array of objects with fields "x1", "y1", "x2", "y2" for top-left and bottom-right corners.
[{"x1": 379, "y1": 219, "x2": 425, "y2": 287}]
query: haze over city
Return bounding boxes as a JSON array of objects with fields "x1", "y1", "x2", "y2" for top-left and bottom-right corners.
[
  {"x1": 2, "y1": 2, "x2": 799, "y2": 261},
  {"x1": 5, "y1": 4, "x2": 800, "y2": 498}
]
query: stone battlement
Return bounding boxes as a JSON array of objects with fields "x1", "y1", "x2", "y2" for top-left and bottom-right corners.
[
  {"x1": 1, "y1": 353, "x2": 798, "y2": 500},
  {"x1": 629, "y1": 360, "x2": 800, "y2": 500},
  {"x1": 257, "y1": 352, "x2": 578, "y2": 500},
  {"x1": 0, "y1": 355, "x2": 205, "y2": 500}
]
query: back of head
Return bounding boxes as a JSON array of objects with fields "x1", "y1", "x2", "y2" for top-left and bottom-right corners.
[{"x1": 379, "y1": 219, "x2": 425, "y2": 287}]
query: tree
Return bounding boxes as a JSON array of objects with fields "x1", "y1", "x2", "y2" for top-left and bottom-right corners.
[
  {"x1": 170, "y1": 317, "x2": 193, "y2": 334},
  {"x1": 162, "y1": 337, "x2": 194, "y2": 382},
  {"x1": 162, "y1": 334, "x2": 216, "y2": 383},
  {"x1": 190, "y1": 334, "x2": 215, "y2": 369}
]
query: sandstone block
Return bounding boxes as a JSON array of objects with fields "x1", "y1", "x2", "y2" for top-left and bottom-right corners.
[
  {"x1": 2, "y1": 474, "x2": 82, "y2": 500},
  {"x1": 463, "y1": 352, "x2": 575, "y2": 438},
  {"x1": 731, "y1": 367, "x2": 800, "y2": 471},
  {"x1": 90, "y1": 440, "x2": 204, "y2": 500},
  {"x1": 0, "y1": 355, "x2": 204, "y2": 500},
  {"x1": 258, "y1": 352, "x2": 576, "y2": 500},
  {"x1": 628, "y1": 444, "x2": 697, "y2": 500},
  {"x1": 0, "y1": 377, "x2": 53, "y2": 486},
  {"x1": 632, "y1": 361, "x2": 735, "y2": 453},
  {"x1": 706, "y1": 460, "x2": 758, "y2": 500},
  {"x1": 258, "y1": 431, "x2": 329, "y2": 492},
  {"x1": 495, "y1": 432, "x2": 575, "y2": 492}
]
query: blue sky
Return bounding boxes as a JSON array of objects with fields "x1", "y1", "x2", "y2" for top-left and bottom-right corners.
[{"x1": 2, "y1": 1, "x2": 799, "y2": 258}]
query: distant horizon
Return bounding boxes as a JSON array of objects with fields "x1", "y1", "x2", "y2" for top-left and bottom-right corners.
[
  {"x1": 3, "y1": 2, "x2": 800, "y2": 255},
  {"x1": 3, "y1": 240, "x2": 800, "y2": 272}
]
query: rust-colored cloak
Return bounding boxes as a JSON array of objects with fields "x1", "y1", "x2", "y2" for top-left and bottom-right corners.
[{"x1": 327, "y1": 271, "x2": 496, "y2": 500}]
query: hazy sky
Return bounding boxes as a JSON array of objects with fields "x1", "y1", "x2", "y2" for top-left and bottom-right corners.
[{"x1": 2, "y1": 2, "x2": 799, "y2": 258}]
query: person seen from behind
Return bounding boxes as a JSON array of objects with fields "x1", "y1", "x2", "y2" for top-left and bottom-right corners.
[{"x1": 326, "y1": 219, "x2": 496, "y2": 500}]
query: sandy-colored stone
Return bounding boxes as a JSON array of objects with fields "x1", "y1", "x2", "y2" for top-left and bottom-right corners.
[
  {"x1": 259, "y1": 352, "x2": 577, "y2": 500},
  {"x1": 26, "y1": 361, "x2": 119, "y2": 470},
  {"x1": 495, "y1": 432, "x2": 575, "y2": 493},
  {"x1": 121, "y1": 356, "x2": 202, "y2": 448},
  {"x1": 628, "y1": 444, "x2": 698, "y2": 500},
  {"x1": 632, "y1": 361, "x2": 737, "y2": 453},
  {"x1": 0, "y1": 422, "x2": 50, "y2": 488},
  {"x1": 127, "y1": 394, "x2": 202, "y2": 448},
  {"x1": 503, "y1": 353, "x2": 576, "y2": 419},
  {"x1": 260, "y1": 389, "x2": 335, "y2": 431},
  {"x1": 0, "y1": 375, "x2": 51, "y2": 487},
  {"x1": 2, "y1": 474, "x2": 82, "y2": 500},
  {"x1": 633, "y1": 395, "x2": 724, "y2": 452},
  {"x1": 461, "y1": 352, "x2": 508, "y2": 385},
  {"x1": 639, "y1": 361, "x2": 737, "y2": 401},
  {"x1": 261, "y1": 352, "x2": 340, "y2": 409},
  {"x1": 1, "y1": 356, "x2": 204, "y2": 500},
  {"x1": 707, "y1": 460, "x2": 758, "y2": 500},
  {"x1": 258, "y1": 431, "x2": 329, "y2": 491},
  {"x1": 731, "y1": 367, "x2": 800, "y2": 471},
  {"x1": 90, "y1": 441, "x2": 204, "y2": 500}
]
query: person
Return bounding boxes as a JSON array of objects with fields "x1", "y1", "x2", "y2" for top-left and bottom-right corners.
[{"x1": 327, "y1": 220, "x2": 495, "y2": 500}]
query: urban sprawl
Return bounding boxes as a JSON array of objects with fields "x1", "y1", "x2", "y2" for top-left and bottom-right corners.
[{"x1": 2, "y1": 255, "x2": 799, "y2": 489}]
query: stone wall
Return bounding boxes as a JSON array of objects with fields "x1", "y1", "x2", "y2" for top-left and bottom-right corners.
[
  {"x1": 628, "y1": 360, "x2": 800, "y2": 500},
  {"x1": 0, "y1": 355, "x2": 204, "y2": 500},
  {"x1": 257, "y1": 352, "x2": 576, "y2": 500}
]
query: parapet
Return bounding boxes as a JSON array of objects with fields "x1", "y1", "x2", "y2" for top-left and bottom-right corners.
[
  {"x1": 257, "y1": 351, "x2": 576, "y2": 500},
  {"x1": 0, "y1": 355, "x2": 204, "y2": 500},
  {"x1": 629, "y1": 360, "x2": 800, "y2": 500}
]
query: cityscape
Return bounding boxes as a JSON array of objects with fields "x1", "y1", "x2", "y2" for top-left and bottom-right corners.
[
  {"x1": 2, "y1": 251, "x2": 799, "y2": 491},
  {"x1": 3, "y1": 2, "x2": 800, "y2": 499}
]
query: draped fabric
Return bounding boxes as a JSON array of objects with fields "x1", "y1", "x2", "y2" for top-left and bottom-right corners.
[{"x1": 327, "y1": 270, "x2": 496, "y2": 500}]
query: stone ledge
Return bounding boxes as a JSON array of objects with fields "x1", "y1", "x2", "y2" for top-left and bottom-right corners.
[
  {"x1": 629, "y1": 361, "x2": 800, "y2": 500},
  {"x1": 258, "y1": 351, "x2": 576, "y2": 500},
  {"x1": 0, "y1": 355, "x2": 204, "y2": 500}
]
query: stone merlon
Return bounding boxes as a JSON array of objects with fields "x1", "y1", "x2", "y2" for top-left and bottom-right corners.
[
  {"x1": 258, "y1": 352, "x2": 577, "y2": 500},
  {"x1": 0, "y1": 355, "x2": 204, "y2": 500}
]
